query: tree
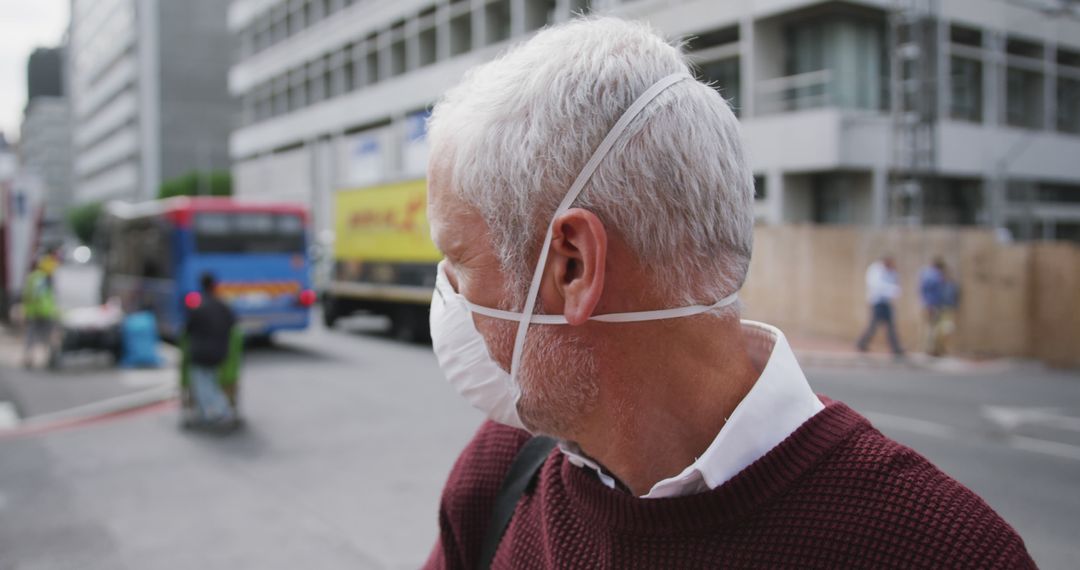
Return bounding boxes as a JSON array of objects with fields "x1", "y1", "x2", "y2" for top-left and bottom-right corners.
[
  {"x1": 67, "y1": 201, "x2": 103, "y2": 245},
  {"x1": 158, "y1": 170, "x2": 233, "y2": 199}
]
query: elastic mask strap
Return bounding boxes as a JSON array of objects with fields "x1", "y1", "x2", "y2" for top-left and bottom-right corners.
[
  {"x1": 466, "y1": 292, "x2": 738, "y2": 325},
  {"x1": 508, "y1": 72, "x2": 693, "y2": 384}
]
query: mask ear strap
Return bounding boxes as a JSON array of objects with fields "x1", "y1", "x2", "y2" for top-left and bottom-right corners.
[
  {"x1": 508, "y1": 72, "x2": 693, "y2": 385},
  {"x1": 588, "y1": 293, "x2": 738, "y2": 323},
  {"x1": 466, "y1": 302, "x2": 569, "y2": 325}
]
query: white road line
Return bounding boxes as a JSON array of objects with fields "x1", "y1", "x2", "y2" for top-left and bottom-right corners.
[
  {"x1": 1008, "y1": 435, "x2": 1080, "y2": 462},
  {"x1": 864, "y1": 411, "x2": 959, "y2": 439},
  {"x1": 864, "y1": 410, "x2": 1080, "y2": 463},
  {"x1": 0, "y1": 401, "x2": 20, "y2": 429}
]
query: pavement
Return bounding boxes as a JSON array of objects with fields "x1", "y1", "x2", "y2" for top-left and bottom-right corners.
[{"x1": 0, "y1": 323, "x2": 178, "y2": 432}]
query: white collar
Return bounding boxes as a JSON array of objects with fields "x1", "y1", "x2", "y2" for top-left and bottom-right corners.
[{"x1": 559, "y1": 320, "x2": 824, "y2": 498}]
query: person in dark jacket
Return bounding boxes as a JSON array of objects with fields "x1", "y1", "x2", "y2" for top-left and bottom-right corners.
[{"x1": 185, "y1": 272, "x2": 237, "y2": 423}]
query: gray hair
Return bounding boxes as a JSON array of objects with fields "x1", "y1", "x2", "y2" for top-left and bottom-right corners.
[{"x1": 428, "y1": 17, "x2": 754, "y2": 307}]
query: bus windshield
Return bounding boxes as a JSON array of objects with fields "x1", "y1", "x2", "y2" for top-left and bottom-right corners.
[{"x1": 193, "y1": 212, "x2": 305, "y2": 253}]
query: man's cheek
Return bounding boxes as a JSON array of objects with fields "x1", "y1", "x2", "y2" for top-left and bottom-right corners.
[{"x1": 473, "y1": 316, "x2": 515, "y2": 372}]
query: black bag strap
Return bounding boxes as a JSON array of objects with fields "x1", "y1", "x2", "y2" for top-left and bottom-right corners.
[{"x1": 476, "y1": 435, "x2": 558, "y2": 570}]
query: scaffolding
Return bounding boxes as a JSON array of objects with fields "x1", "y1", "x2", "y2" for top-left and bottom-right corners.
[{"x1": 888, "y1": 0, "x2": 940, "y2": 225}]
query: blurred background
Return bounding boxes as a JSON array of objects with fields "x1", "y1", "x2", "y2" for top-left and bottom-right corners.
[{"x1": 0, "y1": 0, "x2": 1078, "y2": 568}]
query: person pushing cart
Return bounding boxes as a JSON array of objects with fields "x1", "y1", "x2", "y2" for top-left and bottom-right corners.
[{"x1": 180, "y1": 272, "x2": 243, "y2": 430}]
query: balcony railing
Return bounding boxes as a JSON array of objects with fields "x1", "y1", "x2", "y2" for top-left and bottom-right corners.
[{"x1": 755, "y1": 70, "x2": 833, "y2": 115}]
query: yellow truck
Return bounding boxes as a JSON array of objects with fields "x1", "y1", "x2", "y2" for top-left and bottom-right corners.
[{"x1": 322, "y1": 179, "x2": 440, "y2": 341}]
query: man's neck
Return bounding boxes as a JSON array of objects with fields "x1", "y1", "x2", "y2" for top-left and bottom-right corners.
[{"x1": 567, "y1": 317, "x2": 762, "y2": 496}]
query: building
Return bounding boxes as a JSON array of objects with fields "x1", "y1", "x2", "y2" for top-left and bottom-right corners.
[
  {"x1": 20, "y1": 46, "x2": 72, "y2": 238},
  {"x1": 27, "y1": 48, "x2": 64, "y2": 101},
  {"x1": 20, "y1": 97, "x2": 71, "y2": 237},
  {"x1": 68, "y1": 0, "x2": 235, "y2": 205},
  {"x1": 227, "y1": 0, "x2": 1080, "y2": 242}
]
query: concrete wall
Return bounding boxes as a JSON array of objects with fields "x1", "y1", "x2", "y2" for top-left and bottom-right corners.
[{"x1": 740, "y1": 225, "x2": 1080, "y2": 367}]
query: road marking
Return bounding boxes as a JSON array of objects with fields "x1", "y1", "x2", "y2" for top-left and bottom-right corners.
[
  {"x1": 1008, "y1": 435, "x2": 1080, "y2": 462},
  {"x1": 0, "y1": 401, "x2": 19, "y2": 429},
  {"x1": 982, "y1": 405, "x2": 1080, "y2": 433},
  {"x1": 863, "y1": 411, "x2": 959, "y2": 439},
  {"x1": 864, "y1": 410, "x2": 1080, "y2": 463}
]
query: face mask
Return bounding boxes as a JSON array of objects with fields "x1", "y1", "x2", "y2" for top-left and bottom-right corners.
[{"x1": 430, "y1": 72, "x2": 739, "y2": 430}]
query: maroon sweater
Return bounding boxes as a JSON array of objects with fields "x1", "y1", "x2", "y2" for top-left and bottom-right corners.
[{"x1": 425, "y1": 400, "x2": 1035, "y2": 569}]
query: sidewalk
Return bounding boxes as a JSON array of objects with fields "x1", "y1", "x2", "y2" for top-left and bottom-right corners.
[
  {"x1": 787, "y1": 332, "x2": 1021, "y2": 374},
  {"x1": 0, "y1": 323, "x2": 178, "y2": 431}
]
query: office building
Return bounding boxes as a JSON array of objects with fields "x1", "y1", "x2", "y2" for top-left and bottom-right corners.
[
  {"x1": 228, "y1": 0, "x2": 1080, "y2": 241},
  {"x1": 68, "y1": 0, "x2": 235, "y2": 205}
]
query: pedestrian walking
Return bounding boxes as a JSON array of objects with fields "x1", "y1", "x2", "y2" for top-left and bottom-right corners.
[
  {"x1": 937, "y1": 263, "x2": 961, "y2": 356},
  {"x1": 856, "y1": 255, "x2": 904, "y2": 357},
  {"x1": 920, "y1": 257, "x2": 947, "y2": 356},
  {"x1": 21, "y1": 254, "x2": 60, "y2": 369},
  {"x1": 181, "y1": 272, "x2": 241, "y2": 428},
  {"x1": 422, "y1": 17, "x2": 1030, "y2": 569}
]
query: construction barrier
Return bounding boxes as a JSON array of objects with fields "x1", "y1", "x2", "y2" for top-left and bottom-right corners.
[{"x1": 740, "y1": 225, "x2": 1080, "y2": 368}]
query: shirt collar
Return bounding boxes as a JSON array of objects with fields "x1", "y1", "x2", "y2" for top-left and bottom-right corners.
[{"x1": 559, "y1": 320, "x2": 824, "y2": 499}]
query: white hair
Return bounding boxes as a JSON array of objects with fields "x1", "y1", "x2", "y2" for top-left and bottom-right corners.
[{"x1": 428, "y1": 17, "x2": 754, "y2": 307}]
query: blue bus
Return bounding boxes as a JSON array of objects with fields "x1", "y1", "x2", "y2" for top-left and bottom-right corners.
[{"x1": 100, "y1": 197, "x2": 314, "y2": 340}]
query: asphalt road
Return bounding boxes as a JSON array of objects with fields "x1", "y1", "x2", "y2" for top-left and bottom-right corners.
[{"x1": 1, "y1": 315, "x2": 1078, "y2": 569}]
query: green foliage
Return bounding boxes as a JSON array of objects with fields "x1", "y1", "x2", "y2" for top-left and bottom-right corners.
[
  {"x1": 158, "y1": 170, "x2": 233, "y2": 199},
  {"x1": 66, "y1": 201, "x2": 103, "y2": 245}
]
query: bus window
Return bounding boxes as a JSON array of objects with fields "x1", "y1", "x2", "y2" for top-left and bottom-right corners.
[{"x1": 194, "y1": 212, "x2": 305, "y2": 254}]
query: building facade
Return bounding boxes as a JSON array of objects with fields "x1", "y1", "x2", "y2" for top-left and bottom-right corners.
[
  {"x1": 228, "y1": 0, "x2": 1080, "y2": 242},
  {"x1": 20, "y1": 47, "x2": 72, "y2": 234},
  {"x1": 20, "y1": 97, "x2": 71, "y2": 235},
  {"x1": 68, "y1": 0, "x2": 235, "y2": 205}
]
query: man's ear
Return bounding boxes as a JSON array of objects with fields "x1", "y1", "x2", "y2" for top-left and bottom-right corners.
[{"x1": 548, "y1": 208, "x2": 607, "y2": 326}]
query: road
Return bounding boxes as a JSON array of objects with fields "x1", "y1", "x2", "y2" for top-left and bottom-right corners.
[{"x1": 1, "y1": 315, "x2": 1078, "y2": 569}]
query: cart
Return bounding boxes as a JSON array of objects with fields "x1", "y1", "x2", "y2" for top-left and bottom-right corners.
[{"x1": 178, "y1": 326, "x2": 245, "y2": 431}]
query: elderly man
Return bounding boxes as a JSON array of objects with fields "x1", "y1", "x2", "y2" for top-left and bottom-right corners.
[{"x1": 424, "y1": 17, "x2": 1032, "y2": 569}]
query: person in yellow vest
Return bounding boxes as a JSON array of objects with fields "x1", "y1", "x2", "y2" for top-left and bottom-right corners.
[{"x1": 22, "y1": 254, "x2": 60, "y2": 369}]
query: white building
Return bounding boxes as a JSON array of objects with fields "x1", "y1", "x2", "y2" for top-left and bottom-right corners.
[
  {"x1": 20, "y1": 97, "x2": 71, "y2": 236},
  {"x1": 228, "y1": 0, "x2": 1080, "y2": 242},
  {"x1": 68, "y1": 0, "x2": 235, "y2": 205}
]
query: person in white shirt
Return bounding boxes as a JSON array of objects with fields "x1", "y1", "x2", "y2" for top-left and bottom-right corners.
[{"x1": 856, "y1": 255, "x2": 905, "y2": 356}]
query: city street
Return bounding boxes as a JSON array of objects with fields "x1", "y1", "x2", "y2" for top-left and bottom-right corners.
[{"x1": 0, "y1": 310, "x2": 1078, "y2": 569}]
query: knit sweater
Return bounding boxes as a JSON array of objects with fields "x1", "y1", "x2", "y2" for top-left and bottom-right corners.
[{"x1": 425, "y1": 400, "x2": 1035, "y2": 569}]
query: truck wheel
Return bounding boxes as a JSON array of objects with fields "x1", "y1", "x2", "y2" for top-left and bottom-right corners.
[
  {"x1": 392, "y1": 306, "x2": 430, "y2": 344},
  {"x1": 322, "y1": 295, "x2": 340, "y2": 329}
]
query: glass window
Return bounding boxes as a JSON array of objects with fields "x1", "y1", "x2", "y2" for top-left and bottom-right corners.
[
  {"x1": 685, "y1": 27, "x2": 739, "y2": 52},
  {"x1": 950, "y1": 56, "x2": 982, "y2": 122},
  {"x1": 785, "y1": 16, "x2": 884, "y2": 112},
  {"x1": 525, "y1": 0, "x2": 557, "y2": 31},
  {"x1": 1058, "y1": 49, "x2": 1080, "y2": 134},
  {"x1": 950, "y1": 25, "x2": 982, "y2": 47},
  {"x1": 485, "y1": 0, "x2": 511, "y2": 45},
  {"x1": 698, "y1": 58, "x2": 741, "y2": 116},
  {"x1": 391, "y1": 39, "x2": 406, "y2": 75},
  {"x1": 418, "y1": 26, "x2": 437, "y2": 67},
  {"x1": 1059, "y1": 77, "x2": 1080, "y2": 134},
  {"x1": 450, "y1": 12, "x2": 472, "y2": 56},
  {"x1": 194, "y1": 213, "x2": 305, "y2": 253},
  {"x1": 1006, "y1": 67, "x2": 1044, "y2": 129},
  {"x1": 234, "y1": 212, "x2": 275, "y2": 234}
]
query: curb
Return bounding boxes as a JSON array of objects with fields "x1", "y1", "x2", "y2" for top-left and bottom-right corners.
[
  {"x1": 0, "y1": 384, "x2": 178, "y2": 439},
  {"x1": 794, "y1": 349, "x2": 1026, "y2": 373}
]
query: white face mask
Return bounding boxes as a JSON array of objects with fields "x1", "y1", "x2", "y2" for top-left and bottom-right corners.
[{"x1": 429, "y1": 72, "x2": 739, "y2": 431}]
